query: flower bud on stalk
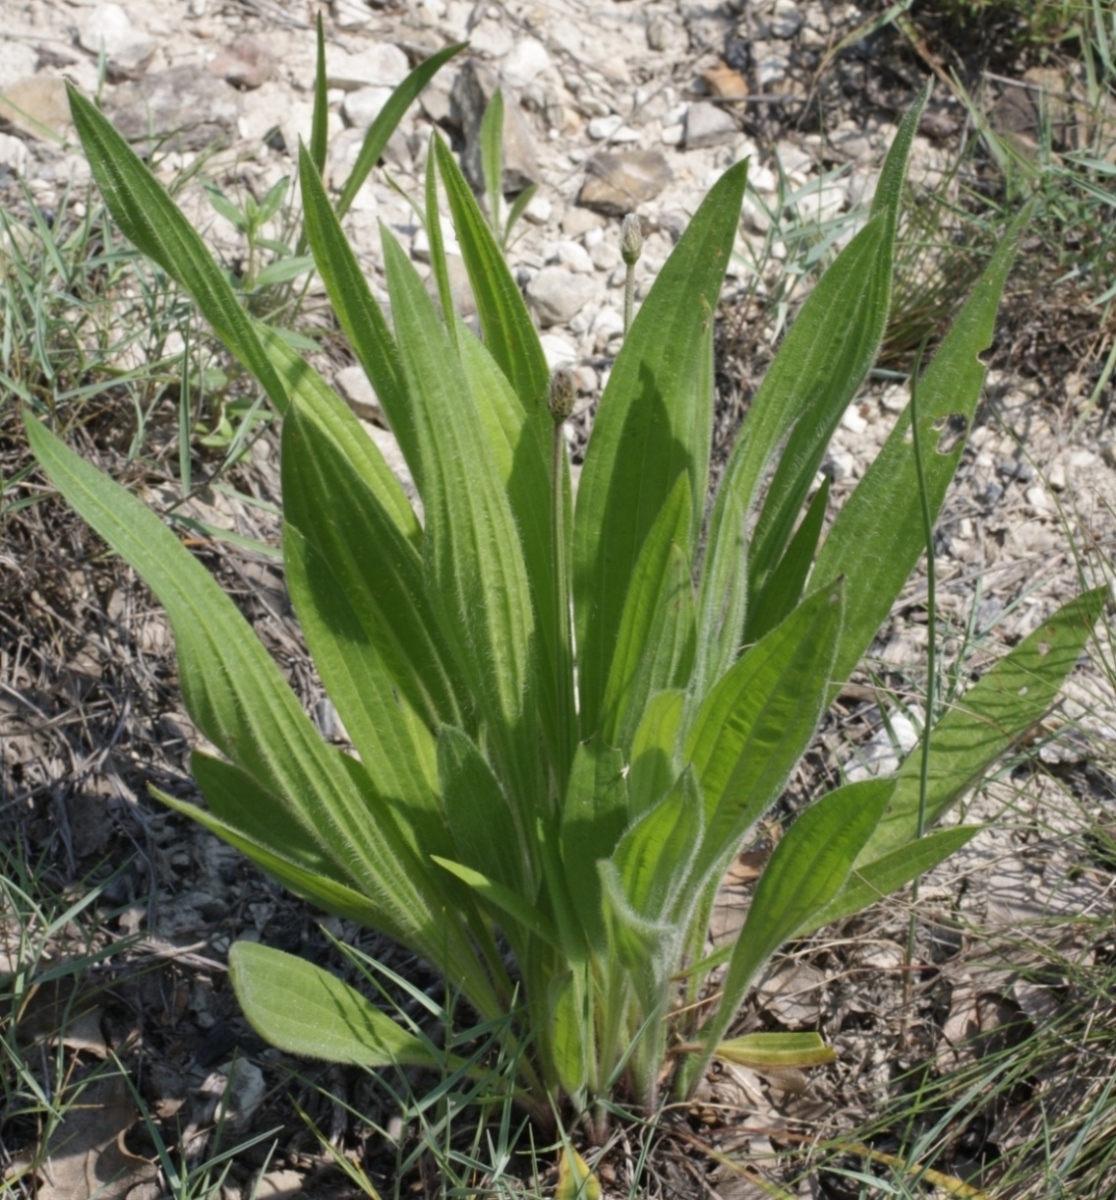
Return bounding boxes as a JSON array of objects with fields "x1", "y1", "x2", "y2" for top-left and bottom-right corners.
[
  {"x1": 621, "y1": 213, "x2": 643, "y2": 334},
  {"x1": 548, "y1": 368, "x2": 576, "y2": 424},
  {"x1": 621, "y1": 213, "x2": 643, "y2": 266}
]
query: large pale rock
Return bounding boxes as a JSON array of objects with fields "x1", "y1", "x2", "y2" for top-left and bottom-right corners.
[
  {"x1": 78, "y1": 4, "x2": 156, "y2": 80},
  {"x1": 326, "y1": 43, "x2": 409, "y2": 91},
  {"x1": 105, "y1": 65, "x2": 239, "y2": 155},
  {"x1": 683, "y1": 102, "x2": 738, "y2": 149},
  {"x1": 451, "y1": 59, "x2": 540, "y2": 194},
  {"x1": 499, "y1": 38, "x2": 551, "y2": 90},
  {"x1": 577, "y1": 150, "x2": 672, "y2": 216},
  {"x1": 0, "y1": 76, "x2": 73, "y2": 141},
  {"x1": 526, "y1": 266, "x2": 597, "y2": 326},
  {"x1": 207, "y1": 37, "x2": 275, "y2": 90}
]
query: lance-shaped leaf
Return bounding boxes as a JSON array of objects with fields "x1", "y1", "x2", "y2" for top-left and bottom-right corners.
[
  {"x1": 439, "y1": 725, "x2": 530, "y2": 897},
  {"x1": 743, "y1": 89, "x2": 925, "y2": 604},
  {"x1": 230, "y1": 942, "x2": 445, "y2": 1068},
  {"x1": 681, "y1": 778, "x2": 888, "y2": 1092},
  {"x1": 381, "y1": 228, "x2": 538, "y2": 798},
  {"x1": 335, "y1": 41, "x2": 467, "y2": 221},
  {"x1": 457, "y1": 328, "x2": 573, "y2": 774},
  {"x1": 574, "y1": 162, "x2": 746, "y2": 738},
  {"x1": 600, "y1": 473, "x2": 695, "y2": 751},
  {"x1": 857, "y1": 587, "x2": 1107, "y2": 866},
  {"x1": 66, "y1": 84, "x2": 288, "y2": 412},
  {"x1": 560, "y1": 737, "x2": 630, "y2": 953},
  {"x1": 813, "y1": 208, "x2": 1030, "y2": 692},
  {"x1": 432, "y1": 134, "x2": 549, "y2": 416},
  {"x1": 283, "y1": 522, "x2": 442, "y2": 849},
  {"x1": 24, "y1": 415, "x2": 478, "y2": 982},
  {"x1": 608, "y1": 768, "x2": 703, "y2": 924},
  {"x1": 794, "y1": 825, "x2": 981, "y2": 939},
  {"x1": 628, "y1": 689, "x2": 685, "y2": 818},
  {"x1": 299, "y1": 142, "x2": 417, "y2": 483},
  {"x1": 684, "y1": 580, "x2": 844, "y2": 885},
  {"x1": 712, "y1": 1032, "x2": 836, "y2": 1069},
  {"x1": 279, "y1": 363, "x2": 466, "y2": 729}
]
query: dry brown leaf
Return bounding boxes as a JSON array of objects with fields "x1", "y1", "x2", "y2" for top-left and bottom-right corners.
[
  {"x1": 37, "y1": 1073, "x2": 154, "y2": 1200},
  {"x1": 699, "y1": 62, "x2": 749, "y2": 100}
]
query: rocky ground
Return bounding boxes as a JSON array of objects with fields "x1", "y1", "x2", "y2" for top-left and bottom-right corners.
[{"x1": 3, "y1": 0, "x2": 1116, "y2": 1197}]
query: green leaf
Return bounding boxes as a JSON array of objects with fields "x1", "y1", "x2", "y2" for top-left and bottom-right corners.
[
  {"x1": 335, "y1": 42, "x2": 468, "y2": 221},
  {"x1": 684, "y1": 580, "x2": 845, "y2": 884},
  {"x1": 712, "y1": 1031, "x2": 836, "y2": 1070},
  {"x1": 857, "y1": 587, "x2": 1107, "y2": 865},
  {"x1": 690, "y1": 447, "x2": 749, "y2": 705},
  {"x1": 431, "y1": 857, "x2": 561, "y2": 951},
  {"x1": 381, "y1": 227, "x2": 538, "y2": 793},
  {"x1": 600, "y1": 473, "x2": 695, "y2": 750},
  {"x1": 742, "y1": 91, "x2": 924, "y2": 607},
  {"x1": 746, "y1": 474, "x2": 829, "y2": 644},
  {"x1": 813, "y1": 208, "x2": 1030, "y2": 692},
  {"x1": 610, "y1": 769, "x2": 703, "y2": 923},
  {"x1": 438, "y1": 725, "x2": 528, "y2": 896},
  {"x1": 66, "y1": 84, "x2": 288, "y2": 413},
  {"x1": 252, "y1": 255, "x2": 315, "y2": 288},
  {"x1": 230, "y1": 942, "x2": 443, "y2": 1068},
  {"x1": 685, "y1": 778, "x2": 888, "y2": 1089},
  {"x1": 796, "y1": 825, "x2": 982, "y2": 938},
  {"x1": 549, "y1": 972, "x2": 590, "y2": 1104},
  {"x1": 574, "y1": 161, "x2": 746, "y2": 737},
  {"x1": 432, "y1": 134, "x2": 549, "y2": 415},
  {"x1": 479, "y1": 87, "x2": 504, "y2": 237},
  {"x1": 279, "y1": 367, "x2": 465, "y2": 730},
  {"x1": 309, "y1": 12, "x2": 328, "y2": 175},
  {"x1": 156, "y1": 781, "x2": 420, "y2": 933},
  {"x1": 560, "y1": 737, "x2": 630, "y2": 953},
  {"x1": 283, "y1": 522, "x2": 442, "y2": 846},
  {"x1": 299, "y1": 141, "x2": 417, "y2": 484},
  {"x1": 457, "y1": 328, "x2": 572, "y2": 773},
  {"x1": 24, "y1": 415, "x2": 477, "y2": 984},
  {"x1": 628, "y1": 690, "x2": 684, "y2": 818}
]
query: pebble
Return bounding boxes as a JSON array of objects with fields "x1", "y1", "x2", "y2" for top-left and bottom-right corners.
[
  {"x1": 0, "y1": 76, "x2": 72, "y2": 140},
  {"x1": 684, "y1": 102, "x2": 738, "y2": 150},
  {"x1": 588, "y1": 115, "x2": 640, "y2": 143},
  {"x1": 578, "y1": 150, "x2": 673, "y2": 216},
  {"x1": 500, "y1": 38, "x2": 551, "y2": 89},
  {"x1": 841, "y1": 405, "x2": 868, "y2": 435},
  {"x1": 540, "y1": 332, "x2": 578, "y2": 369},
  {"x1": 343, "y1": 85, "x2": 394, "y2": 129},
  {"x1": 78, "y1": 3, "x2": 156, "y2": 80},
  {"x1": 554, "y1": 239, "x2": 594, "y2": 274},
  {"x1": 326, "y1": 43, "x2": 410, "y2": 91},
  {"x1": 526, "y1": 266, "x2": 599, "y2": 326}
]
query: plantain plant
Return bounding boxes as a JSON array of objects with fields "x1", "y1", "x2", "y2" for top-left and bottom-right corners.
[{"x1": 23, "y1": 43, "x2": 1105, "y2": 1136}]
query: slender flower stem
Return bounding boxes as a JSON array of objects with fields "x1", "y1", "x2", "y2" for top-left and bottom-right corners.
[
  {"x1": 621, "y1": 213, "x2": 643, "y2": 335},
  {"x1": 548, "y1": 370, "x2": 577, "y2": 794},
  {"x1": 905, "y1": 337, "x2": 936, "y2": 1018}
]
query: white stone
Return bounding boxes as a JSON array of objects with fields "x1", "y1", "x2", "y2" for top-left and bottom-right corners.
[
  {"x1": 756, "y1": 54, "x2": 790, "y2": 87},
  {"x1": 660, "y1": 124, "x2": 684, "y2": 146},
  {"x1": 500, "y1": 38, "x2": 551, "y2": 90},
  {"x1": 333, "y1": 0, "x2": 373, "y2": 28},
  {"x1": 526, "y1": 266, "x2": 598, "y2": 326},
  {"x1": 79, "y1": 4, "x2": 156, "y2": 78},
  {"x1": 335, "y1": 365, "x2": 381, "y2": 421},
  {"x1": 327, "y1": 43, "x2": 409, "y2": 91},
  {"x1": 589, "y1": 239, "x2": 621, "y2": 272},
  {"x1": 0, "y1": 133, "x2": 29, "y2": 176},
  {"x1": 540, "y1": 332, "x2": 578, "y2": 369},
  {"x1": 767, "y1": 0, "x2": 804, "y2": 38},
  {"x1": 587, "y1": 115, "x2": 639, "y2": 142},
  {"x1": 342, "y1": 86, "x2": 394, "y2": 129},
  {"x1": 523, "y1": 192, "x2": 552, "y2": 224},
  {"x1": 841, "y1": 405, "x2": 868, "y2": 435},
  {"x1": 556, "y1": 239, "x2": 594, "y2": 274}
]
